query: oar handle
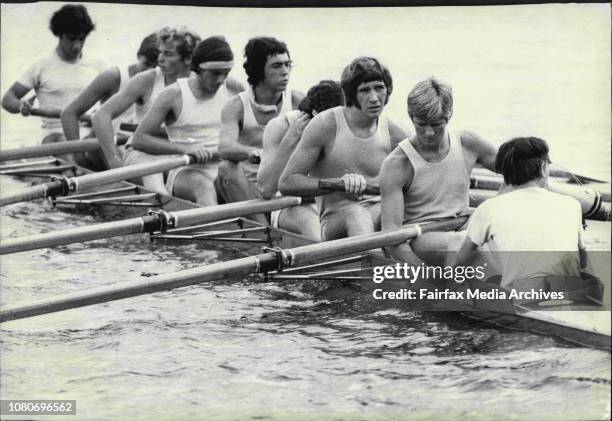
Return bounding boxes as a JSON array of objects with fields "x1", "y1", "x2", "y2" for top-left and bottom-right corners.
[
  {"x1": 0, "y1": 138, "x2": 100, "y2": 162},
  {"x1": 119, "y1": 122, "x2": 138, "y2": 132},
  {"x1": 318, "y1": 179, "x2": 381, "y2": 195},
  {"x1": 29, "y1": 108, "x2": 61, "y2": 119}
]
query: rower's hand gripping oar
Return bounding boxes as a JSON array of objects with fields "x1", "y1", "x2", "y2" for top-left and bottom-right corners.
[
  {"x1": 0, "y1": 150, "x2": 217, "y2": 207},
  {"x1": 0, "y1": 217, "x2": 467, "y2": 323}
]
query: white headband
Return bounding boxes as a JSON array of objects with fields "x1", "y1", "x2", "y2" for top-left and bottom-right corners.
[{"x1": 198, "y1": 61, "x2": 234, "y2": 70}]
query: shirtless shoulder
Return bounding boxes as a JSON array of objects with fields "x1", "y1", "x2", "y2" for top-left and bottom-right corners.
[
  {"x1": 291, "y1": 89, "x2": 305, "y2": 109},
  {"x1": 387, "y1": 117, "x2": 411, "y2": 148},
  {"x1": 127, "y1": 68, "x2": 157, "y2": 101},
  {"x1": 226, "y1": 77, "x2": 246, "y2": 95}
]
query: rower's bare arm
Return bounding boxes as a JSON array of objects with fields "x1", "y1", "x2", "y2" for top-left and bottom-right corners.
[
  {"x1": 92, "y1": 71, "x2": 154, "y2": 168},
  {"x1": 1, "y1": 82, "x2": 32, "y2": 114},
  {"x1": 132, "y1": 87, "x2": 187, "y2": 156},
  {"x1": 380, "y1": 150, "x2": 423, "y2": 265},
  {"x1": 461, "y1": 130, "x2": 498, "y2": 173},
  {"x1": 387, "y1": 118, "x2": 411, "y2": 148},
  {"x1": 218, "y1": 97, "x2": 255, "y2": 161},
  {"x1": 61, "y1": 67, "x2": 121, "y2": 140},
  {"x1": 258, "y1": 113, "x2": 310, "y2": 199},
  {"x1": 279, "y1": 112, "x2": 334, "y2": 196}
]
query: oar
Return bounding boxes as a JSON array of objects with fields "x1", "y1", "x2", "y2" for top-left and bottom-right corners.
[
  {"x1": 470, "y1": 173, "x2": 611, "y2": 203},
  {"x1": 0, "y1": 217, "x2": 467, "y2": 323},
  {"x1": 320, "y1": 177, "x2": 609, "y2": 222},
  {"x1": 472, "y1": 165, "x2": 608, "y2": 185},
  {"x1": 469, "y1": 175, "x2": 610, "y2": 220},
  {"x1": 0, "y1": 152, "x2": 217, "y2": 207},
  {"x1": 1, "y1": 138, "x2": 99, "y2": 162},
  {"x1": 0, "y1": 196, "x2": 303, "y2": 255}
]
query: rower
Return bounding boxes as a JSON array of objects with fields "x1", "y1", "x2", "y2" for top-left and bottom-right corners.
[
  {"x1": 132, "y1": 36, "x2": 244, "y2": 205},
  {"x1": 91, "y1": 26, "x2": 200, "y2": 193},
  {"x1": 258, "y1": 80, "x2": 345, "y2": 240},
  {"x1": 279, "y1": 57, "x2": 408, "y2": 240},
  {"x1": 452, "y1": 136, "x2": 589, "y2": 289},
  {"x1": 379, "y1": 77, "x2": 498, "y2": 265},
  {"x1": 218, "y1": 37, "x2": 304, "y2": 224},
  {"x1": 1, "y1": 4, "x2": 107, "y2": 144},
  {"x1": 60, "y1": 32, "x2": 160, "y2": 169}
]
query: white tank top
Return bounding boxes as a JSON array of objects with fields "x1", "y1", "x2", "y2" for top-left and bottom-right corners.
[
  {"x1": 237, "y1": 87, "x2": 293, "y2": 180},
  {"x1": 398, "y1": 130, "x2": 470, "y2": 224},
  {"x1": 313, "y1": 106, "x2": 392, "y2": 220},
  {"x1": 134, "y1": 67, "x2": 166, "y2": 122},
  {"x1": 116, "y1": 65, "x2": 134, "y2": 124},
  {"x1": 165, "y1": 78, "x2": 231, "y2": 147}
]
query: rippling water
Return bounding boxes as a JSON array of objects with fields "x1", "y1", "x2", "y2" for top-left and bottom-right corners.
[{"x1": 1, "y1": 2, "x2": 611, "y2": 420}]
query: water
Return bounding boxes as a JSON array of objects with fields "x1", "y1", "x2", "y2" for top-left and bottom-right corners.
[{"x1": 1, "y1": 2, "x2": 611, "y2": 420}]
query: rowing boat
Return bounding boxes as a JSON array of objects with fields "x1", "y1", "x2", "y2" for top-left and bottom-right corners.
[{"x1": 0, "y1": 154, "x2": 610, "y2": 351}]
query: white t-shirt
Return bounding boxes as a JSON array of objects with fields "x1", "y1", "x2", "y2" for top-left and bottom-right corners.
[
  {"x1": 18, "y1": 50, "x2": 108, "y2": 133},
  {"x1": 466, "y1": 187, "x2": 584, "y2": 286}
]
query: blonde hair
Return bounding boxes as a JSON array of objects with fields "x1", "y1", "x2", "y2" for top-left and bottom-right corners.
[
  {"x1": 407, "y1": 77, "x2": 453, "y2": 122},
  {"x1": 158, "y1": 26, "x2": 201, "y2": 60}
]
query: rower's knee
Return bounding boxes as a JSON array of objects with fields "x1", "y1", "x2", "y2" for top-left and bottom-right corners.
[
  {"x1": 344, "y1": 206, "x2": 375, "y2": 236},
  {"x1": 217, "y1": 160, "x2": 242, "y2": 186}
]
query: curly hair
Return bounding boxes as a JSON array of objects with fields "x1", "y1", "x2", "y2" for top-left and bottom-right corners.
[
  {"x1": 298, "y1": 80, "x2": 345, "y2": 116},
  {"x1": 340, "y1": 57, "x2": 392, "y2": 108},
  {"x1": 243, "y1": 37, "x2": 289, "y2": 87},
  {"x1": 158, "y1": 26, "x2": 201, "y2": 60},
  {"x1": 49, "y1": 4, "x2": 95, "y2": 37}
]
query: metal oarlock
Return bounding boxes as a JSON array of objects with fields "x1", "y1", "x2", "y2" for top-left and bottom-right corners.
[
  {"x1": 48, "y1": 176, "x2": 76, "y2": 206},
  {"x1": 261, "y1": 246, "x2": 292, "y2": 273},
  {"x1": 146, "y1": 209, "x2": 176, "y2": 235}
]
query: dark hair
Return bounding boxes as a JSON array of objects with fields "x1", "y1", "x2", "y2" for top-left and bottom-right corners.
[
  {"x1": 192, "y1": 36, "x2": 233, "y2": 71},
  {"x1": 137, "y1": 32, "x2": 159, "y2": 66},
  {"x1": 49, "y1": 4, "x2": 95, "y2": 37},
  {"x1": 298, "y1": 80, "x2": 345, "y2": 116},
  {"x1": 340, "y1": 57, "x2": 392, "y2": 108},
  {"x1": 495, "y1": 136, "x2": 551, "y2": 186},
  {"x1": 243, "y1": 37, "x2": 289, "y2": 87}
]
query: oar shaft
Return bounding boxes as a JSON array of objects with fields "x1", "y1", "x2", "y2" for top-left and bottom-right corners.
[
  {"x1": 74, "y1": 155, "x2": 193, "y2": 191},
  {"x1": 0, "y1": 218, "x2": 466, "y2": 322},
  {"x1": 0, "y1": 154, "x2": 201, "y2": 206},
  {"x1": 0, "y1": 217, "x2": 155, "y2": 254},
  {"x1": 0, "y1": 139, "x2": 100, "y2": 162},
  {"x1": 0, "y1": 183, "x2": 61, "y2": 207},
  {"x1": 0, "y1": 196, "x2": 303, "y2": 255},
  {"x1": 470, "y1": 176, "x2": 610, "y2": 221},
  {"x1": 172, "y1": 196, "x2": 302, "y2": 227}
]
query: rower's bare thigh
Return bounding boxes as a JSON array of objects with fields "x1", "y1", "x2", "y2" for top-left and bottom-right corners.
[
  {"x1": 321, "y1": 203, "x2": 378, "y2": 240},
  {"x1": 278, "y1": 205, "x2": 321, "y2": 241}
]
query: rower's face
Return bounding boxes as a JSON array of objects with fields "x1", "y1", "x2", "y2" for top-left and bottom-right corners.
[
  {"x1": 58, "y1": 33, "x2": 87, "y2": 60},
  {"x1": 412, "y1": 116, "x2": 448, "y2": 146},
  {"x1": 157, "y1": 41, "x2": 189, "y2": 76},
  {"x1": 355, "y1": 80, "x2": 387, "y2": 118},
  {"x1": 197, "y1": 68, "x2": 231, "y2": 93},
  {"x1": 262, "y1": 53, "x2": 292, "y2": 91}
]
